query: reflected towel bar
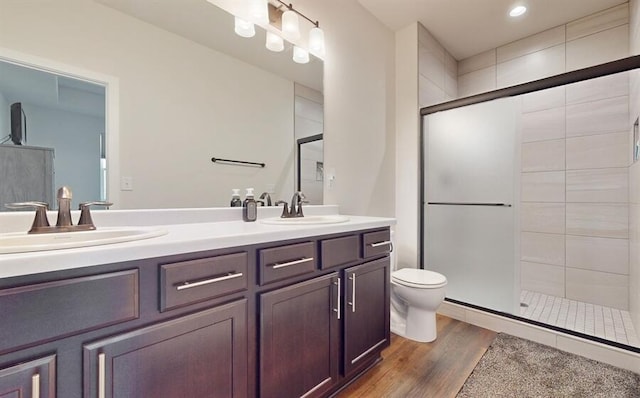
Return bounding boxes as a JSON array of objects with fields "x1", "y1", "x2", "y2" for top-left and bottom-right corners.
[
  {"x1": 427, "y1": 202, "x2": 512, "y2": 207},
  {"x1": 211, "y1": 157, "x2": 265, "y2": 168}
]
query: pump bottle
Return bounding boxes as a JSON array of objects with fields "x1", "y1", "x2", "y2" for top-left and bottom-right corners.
[
  {"x1": 242, "y1": 188, "x2": 257, "y2": 222},
  {"x1": 230, "y1": 189, "x2": 242, "y2": 207}
]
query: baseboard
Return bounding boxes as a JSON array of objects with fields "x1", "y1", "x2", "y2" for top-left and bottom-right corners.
[{"x1": 438, "y1": 301, "x2": 640, "y2": 374}]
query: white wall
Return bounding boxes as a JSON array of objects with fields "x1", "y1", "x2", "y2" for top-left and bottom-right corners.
[
  {"x1": 293, "y1": 0, "x2": 396, "y2": 217},
  {"x1": 0, "y1": 0, "x2": 295, "y2": 209}
]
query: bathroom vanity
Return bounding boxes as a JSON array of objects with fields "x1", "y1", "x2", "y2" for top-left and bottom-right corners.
[{"x1": 0, "y1": 208, "x2": 394, "y2": 397}]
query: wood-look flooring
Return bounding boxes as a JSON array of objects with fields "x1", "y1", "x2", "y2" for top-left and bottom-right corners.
[{"x1": 337, "y1": 315, "x2": 497, "y2": 398}]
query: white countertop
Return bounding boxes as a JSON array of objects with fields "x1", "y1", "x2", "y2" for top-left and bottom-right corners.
[{"x1": 0, "y1": 206, "x2": 395, "y2": 279}]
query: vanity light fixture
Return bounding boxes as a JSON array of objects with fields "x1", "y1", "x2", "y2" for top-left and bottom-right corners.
[
  {"x1": 509, "y1": 5, "x2": 527, "y2": 17},
  {"x1": 227, "y1": 0, "x2": 324, "y2": 63},
  {"x1": 248, "y1": 0, "x2": 269, "y2": 24}
]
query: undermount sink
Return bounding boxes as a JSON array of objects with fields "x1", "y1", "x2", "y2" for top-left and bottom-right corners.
[
  {"x1": 0, "y1": 226, "x2": 168, "y2": 254},
  {"x1": 260, "y1": 215, "x2": 350, "y2": 225}
]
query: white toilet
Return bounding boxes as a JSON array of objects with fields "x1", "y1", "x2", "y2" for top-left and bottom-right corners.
[{"x1": 390, "y1": 234, "x2": 447, "y2": 343}]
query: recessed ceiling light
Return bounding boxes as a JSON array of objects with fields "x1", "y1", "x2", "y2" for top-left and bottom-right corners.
[{"x1": 509, "y1": 5, "x2": 527, "y2": 17}]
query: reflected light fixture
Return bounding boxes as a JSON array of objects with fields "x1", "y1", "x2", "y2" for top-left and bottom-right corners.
[
  {"x1": 309, "y1": 26, "x2": 325, "y2": 57},
  {"x1": 292, "y1": 45, "x2": 309, "y2": 64},
  {"x1": 234, "y1": 16, "x2": 256, "y2": 38},
  {"x1": 509, "y1": 5, "x2": 527, "y2": 17},
  {"x1": 266, "y1": 31, "x2": 284, "y2": 52}
]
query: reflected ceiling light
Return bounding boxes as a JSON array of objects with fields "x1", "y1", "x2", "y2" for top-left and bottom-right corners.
[
  {"x1": 248, "y1": 0, "x2": 269, "y2": 24},
  {"x1": 509, "y1": 5, "x2": 527, "y2": 17},
  {"x1": 293, "y1": 46, "x2": 309, "y2": 64},
  {"x1": 234, "y1": 16, "x2": 255, "y2": 38},
  {"x1": 266, "y1": 31, "x2": 284, "y2": 52}
]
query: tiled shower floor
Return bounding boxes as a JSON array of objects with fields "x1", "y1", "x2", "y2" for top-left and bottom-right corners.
[{"x1": 519, "y1": 290, "x2": 640, "y2": 348}]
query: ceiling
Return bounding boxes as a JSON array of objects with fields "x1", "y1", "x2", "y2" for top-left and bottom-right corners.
[{"x1": 357, "y1": 0, "x2": 628, "y2": 60}]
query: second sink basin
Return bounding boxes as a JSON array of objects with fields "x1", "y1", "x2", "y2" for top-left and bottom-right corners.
[
  {"x1": 261, "y1": 215, "x2": 350, "y2": 225},
  {"x1": 0, "y1": 227, "x2": 168, "y2": 254}
]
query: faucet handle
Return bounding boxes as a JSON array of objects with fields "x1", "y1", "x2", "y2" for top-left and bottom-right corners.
[
  {"x1": 78, "y1": 201, "x2": 113, "y2": 228},
  {"x1": 274, "y1": 200, "x2": 290, "y2": 218},
  {"x1": 5, "y1": 201, "x2": 51, "y2": 233},
  {"x1": 296, "y1": 200, "x2": 310, "y2": 217}
]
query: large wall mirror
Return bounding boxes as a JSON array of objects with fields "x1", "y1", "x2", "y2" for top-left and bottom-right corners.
[{"x1": 0, "y1": 0, "x2": 323, "y2": 210}]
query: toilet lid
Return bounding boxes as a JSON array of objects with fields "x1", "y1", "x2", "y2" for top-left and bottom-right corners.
[{"x1": 392, "y1": 268, "x2": 447, "y2": 288}]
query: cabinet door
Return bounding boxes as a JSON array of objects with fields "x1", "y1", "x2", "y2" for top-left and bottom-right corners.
[
  {"x1": 83, "y1": 300, "x2": 247, "y2": 398},
  {"x1": 0, "y1": 355, "x2": 55, "y2": 398},
  {"x1": 344, "y1": 257, "x2": 390, "y2": 376},
  {"x1": 260, "y1": 273, "x2": 340, "y2": 398}
]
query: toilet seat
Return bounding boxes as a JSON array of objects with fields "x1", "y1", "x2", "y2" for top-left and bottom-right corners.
[{"x1": 392, "y1": 268, "x2": 447, "y2": 289}]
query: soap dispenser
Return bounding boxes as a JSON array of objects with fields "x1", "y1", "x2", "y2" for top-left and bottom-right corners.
[
  {"x1": 242, "y1": 188, "x2": 257, "y2": 222},
  {"x1": 230, "y1": 189, "x2": 242, "y2": 207}
]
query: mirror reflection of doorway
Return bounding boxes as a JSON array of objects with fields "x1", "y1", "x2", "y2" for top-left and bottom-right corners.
[{"x1": 297, "y1": 134, "x2": 323, "y2": 204}]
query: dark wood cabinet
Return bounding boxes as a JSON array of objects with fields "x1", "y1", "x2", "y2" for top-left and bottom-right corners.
[
  {"x1": 0, "y1": 226, "x2": 390, "y2": 398},
  {"x1": 343, "y1": 257, "x2": 390, "y2": 376},
  {"x1": 0, "y1": 355, "x2": 56, "y2": 398},
  {"x1": 83, "y1": 300, "x2": 247, "y2": 398},
  {"x1": 259, "y1": 273, "x2": 340, "y2": 398}
]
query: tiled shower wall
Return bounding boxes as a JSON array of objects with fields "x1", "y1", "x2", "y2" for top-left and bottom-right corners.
[
  {"x1": 456, "y1": 4, "x2": 630, "y2": 97},
  {"x1": 520, "y1": 74, "x2": 631, "y2": 310}
]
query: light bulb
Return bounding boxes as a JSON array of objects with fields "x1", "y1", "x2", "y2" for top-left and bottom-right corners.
[
  {"x1": 509, "y1": 5, "x2": 527, "y2": 17},
  {"x1": 309, "y1": 26, "x2": 325, "y2": 57},
  {"x1": 234, "y1": 16, "x2": 255, "y2": 38},
  {"x1": 248, "y1": 0, "x2": 269, "y2": 24},
  {"x1": 282, "y1": 9, "x2": 300, "y2": 40},
  {"x1": 266, "y1": 31, "x2": 284, "y2": 52},
  {"x1": 293, "y1": 46, "x2": 309, "y2": 64}
]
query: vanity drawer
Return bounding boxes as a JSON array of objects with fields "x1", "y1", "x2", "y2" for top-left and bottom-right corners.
[
  {"x1": 320, "y1": 235, "x2": 360, "y2": 269},
  {"x1": 160, "y1": 252, "x2": 248, "y2": 312},
  {"x1": 363, "y1": 229, "x2": 392, "y2": 259},
  {"x1": 0, "y1": 269, "x2": 139, "y2": 355},
  {"x1": 259, "y1": 242, "x2": 316, "y2": 285}
]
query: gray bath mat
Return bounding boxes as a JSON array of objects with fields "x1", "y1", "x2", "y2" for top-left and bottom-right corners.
[{"x1": 457, "y1": 333, "x2": 640, "y2": 397}]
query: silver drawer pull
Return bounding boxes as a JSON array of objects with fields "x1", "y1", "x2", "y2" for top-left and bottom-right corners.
[
  {"x1": 369, "y1": 240, "x2": 392, "y2": 248},
  {"x1": 334, "y1": 277, "x2": 341, "y2": 320},
  {"x1": 98, "y1": 353, "x2": 106, "y2": 398},
  {"x1": 176, "y1": 272, "x2": 243, "y2": 291},
  {"x1": 270, "y1": 257, "x2": 314, "y2": 269},
  {"x1": 32, "y1": 373, "x2": 40, "y2": 398}
]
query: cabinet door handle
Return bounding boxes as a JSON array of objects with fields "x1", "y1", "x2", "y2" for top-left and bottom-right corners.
[
  {"x1": 270, "y1": 257, "x2": 314, "y2": 269},
  {"x1": 31, "y1": 373, "x2": 40, "y2": 398},
  {"x1": 348, "y1": 274, "x2": 356, "y2": 312},
  {"x1": 333, "y1": 277, "x2": 341, "y2": 320},
  {"x1": 176, "y1": 272, "x2": 243, "y2": 291},
  {"x1": 98, "y1": 352, "x2": 106, "y2": 398}
]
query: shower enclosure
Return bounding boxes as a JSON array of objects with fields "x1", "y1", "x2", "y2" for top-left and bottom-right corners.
[{"x1": 421, "y1": 60, "x2": 640, "y2": 350}]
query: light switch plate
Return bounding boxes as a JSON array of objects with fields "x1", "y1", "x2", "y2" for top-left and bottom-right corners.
[{"x1": 121, "y1": 176, "x2": 133, "y2": 191}]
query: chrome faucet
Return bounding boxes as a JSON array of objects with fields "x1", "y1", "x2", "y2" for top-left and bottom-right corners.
[
  {"x1": 258, "y1": 192, "x2": 272, "y2": 206},
  {"x1": 275, "y1": 191, "x2": 308, "y2": 218},
  {"x1": 56, "y1": 186, "x2": 73, "y2": 227},
  {"x1": 5, "y1": 186, "x2": 112, "y2": 234}
]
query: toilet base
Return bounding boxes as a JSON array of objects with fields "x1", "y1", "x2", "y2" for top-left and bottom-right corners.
[{"x1": 405, "y1": 307, "x2": 437, "y2": 343}]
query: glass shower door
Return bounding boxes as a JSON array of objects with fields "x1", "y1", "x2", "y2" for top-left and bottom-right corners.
[{"x1": 424, "y1": 97, "x2": 520, "y2": 314}]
